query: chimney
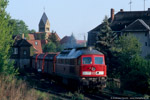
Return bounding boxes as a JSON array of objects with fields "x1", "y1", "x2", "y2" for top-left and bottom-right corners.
[
  {"x1": 22, "y1": 33, "x2": 24, "y2": 39},
  {"x1": 111, "y1": 8, "x2": 115, "y2": 21},
  {"x1": 120, "y1": 9, "x2": 124, "y2": 12}
]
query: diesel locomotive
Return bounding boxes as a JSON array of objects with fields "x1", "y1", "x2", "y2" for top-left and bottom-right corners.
[{"x1": 32, "y1": 47, "x2": 107, "y2": 90}]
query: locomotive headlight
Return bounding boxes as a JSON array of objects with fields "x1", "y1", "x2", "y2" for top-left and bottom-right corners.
[{"x1": 92, "y1": 67, "x2": 96, "y2": 71}]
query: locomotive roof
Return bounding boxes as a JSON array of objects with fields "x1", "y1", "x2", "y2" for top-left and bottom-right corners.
[{"x1": 57, "y1": 47, "x2": 103, "y2": 59}]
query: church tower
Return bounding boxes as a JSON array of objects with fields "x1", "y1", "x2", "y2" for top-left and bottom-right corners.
[{"x1": 39, "y1": 12, "x2": 50, "y2": 33}]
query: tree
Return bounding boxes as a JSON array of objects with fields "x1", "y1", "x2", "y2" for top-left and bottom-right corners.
[
  {"x1": 8, "y1": 19, "x2": 36, "y2": 38},
  {"x1": 9, "y1": 19, "x2": 28, "y2": 34},
  {"x1": 48, "y1": 31, "x2": 59, "y2": 45},
  {"x1": 96, "y1": 16, "x2": 116, "y2": 54},
  {"x1": 95, "y1": 16, "x2": 116, "y2": 70},
  {"x1": 43, "y1": 42, "x2": 56, "y2": 53},
  {"x1": 111, "y1": 35, "x2": 150, "y2": 94},
  {"x1": 0, "y1": 0, "x2": 17, "y2": 76},
  {"x1": 110, "y1": 35, "x2": 141, "y2": 77},
  {"x1": 43, "y1": 30, "x2": 62, "y2": 53}
]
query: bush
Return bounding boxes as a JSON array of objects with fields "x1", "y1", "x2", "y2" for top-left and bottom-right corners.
[{"x1": 0, "y1": 75, "x2": 52, "y2": 100}]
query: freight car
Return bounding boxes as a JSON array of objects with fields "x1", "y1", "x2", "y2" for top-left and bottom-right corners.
[{"x1": 32, "y1": 47, "x2": 107, "y2": 90}]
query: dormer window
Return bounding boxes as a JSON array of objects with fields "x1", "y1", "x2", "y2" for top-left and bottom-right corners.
[
  {"x1": 35, "y1": 41, "x2": 38, "y2": 45},
  {"x1": 14, "y1": 48, "x2": 18, "y2": 54}
]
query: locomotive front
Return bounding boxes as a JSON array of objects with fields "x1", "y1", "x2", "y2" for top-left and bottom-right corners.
[{"x1": 78, "y1": 48, "x2": 107, "y2": 89}]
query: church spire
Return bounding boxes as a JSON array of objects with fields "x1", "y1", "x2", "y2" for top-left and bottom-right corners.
[{"x1": 39, "y1": 12, "x2": 50, "y2": 33}]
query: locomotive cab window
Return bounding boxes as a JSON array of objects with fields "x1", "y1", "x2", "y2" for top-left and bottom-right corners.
[
  {"x1": 94, "y1": 57, "x2": 103, "y2": 64},
  {"x1": 83, "y1": 57, "x2": 92, "y2": 64}
]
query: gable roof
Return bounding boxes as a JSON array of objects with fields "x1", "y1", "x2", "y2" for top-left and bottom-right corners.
[
  {"x1": 110, "y1": 11, "x2": 150, "y2": 31},
  {"x1": 60, "y1": 36, "x2": 71, "y2": 44},
  {"x1": 122, "y1": 19, "x2": 150, "y2": 32},
  {"x1": 14, "y1": 39, "x2": 32, "y2": 47},
  {"x1": 89, "y1": 10, "x2": 150, "y2": 33}
]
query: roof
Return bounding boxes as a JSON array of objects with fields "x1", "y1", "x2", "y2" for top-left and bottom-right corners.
[
  {"x1": 41, "y1": 40, "x2": 48, "y2": 45},
  {"x1": 28, "y1": 34, "x2": 35, "y2": 40},
  {"x1": 60, "y1": 36, "x2": 71, "y2": 44},
  {"x1": 111, "y1": 11, "x2": 150, "y2": 31},
  {"x1": 122, "y1": 19, "x2": 150, "y2": 32},
  {"x1": 89, "y1": 10, "x2": 150, "y2": 33},
  {"x1": 13, "y1": 39, "x2": 32, "y2": 47},
  {"x1": 77, "y1": 40, "x2": 86, "y2": 44},
  {"x1": 39, "y1": 12, "x2": 48, "y2": 25},
  {"x1": 27, "y1": 40, "x2": 43, "y2": 54},
  {"x1": 57, "y1": 47, "x2": 103, "y2": 59}
]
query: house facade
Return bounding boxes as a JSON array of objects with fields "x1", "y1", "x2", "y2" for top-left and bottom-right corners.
[
  {"x1": 11, "y1": 39, "x2": 31, "y2": 68},
  {"x1": 87, "y1": 8, "x2": 150, "y2": 57}
]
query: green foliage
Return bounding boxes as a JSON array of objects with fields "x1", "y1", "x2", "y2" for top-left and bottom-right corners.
[
  {"x1": 111, "y1": 35, "x2": 141, "y2": 77},
  {"x1": 0, "y1": 0, "x2": 17, "y2": 77},
  {"x1": 9, "y1": 19, "x2": 28, "y2": 35},
  {"x1": 43, "y1": 42, "x2": 56, "y2": 52},
  {"x1": 111, "y1": 35, "x2": 150, "y2": 94},
  {"x1": 48, "y1": 31, "x2": 59, "y2": 45},
  {"x1": 36, "y1": 33, "x2": 46, "y2": 40},
  {"x1": 43, "y1": 30, "x2": 62, "y2": 53},
  {"x1": 96, "y1": 16, "x2": 116, "y2": 54},
  {"x1": 8, "y1": 19, "x2": 36, "y2": 39},
  {"x1": 28, "y1": 29, "x2": 36, "y2": 33},
  {"x1": 71, "y1": 92, "x2": 84, "y2": 100},
  {"x1": 95, "y1": 16, "x2": 116, "y2": 75},
  {"x1": 122, "y1": 55, "x2": 150, "y2": 94}
]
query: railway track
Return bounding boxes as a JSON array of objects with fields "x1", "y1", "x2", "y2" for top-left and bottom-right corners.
[{"x1": 20, "y1": 70, "x2": 148, "y2": 100}]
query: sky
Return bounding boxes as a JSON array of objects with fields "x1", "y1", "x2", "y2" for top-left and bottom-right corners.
[{"x1": 6, "y1": 0, "x2": 150, "y2": 40}]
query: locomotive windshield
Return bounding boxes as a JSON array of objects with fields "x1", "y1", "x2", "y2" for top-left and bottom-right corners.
[
  {"x1": 94, "y1": 57, "x2": 103, "y2": 64},
  {"x1": 83, "y1": 57, "x2": 92, "y2": 64}
]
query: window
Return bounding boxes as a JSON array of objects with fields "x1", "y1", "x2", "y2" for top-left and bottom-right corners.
[
  {"x1": 94, "y1": 57, "x2": 103, "y2": 64},
  {"x1": 46, "y1": 28, "x2": 49, "y2": 31},
  {"x1": 145, "y1": 42, "x2": 148, "y2": 46},
  {"x1": 35, "y1": 41, "x2": 38, "y2": 45},
  {"x1": 83, "y1": 57, "x2": 92, "y2": 64},
  {"x1": 14, "y1": 48, "x2": 18, "y2": 54},
  {"x1": 24, "y1": 50, "x2": 27, "y2": 55},
  {"x1": 145, "y1": 33, "x2": 148, "y2": 36}
]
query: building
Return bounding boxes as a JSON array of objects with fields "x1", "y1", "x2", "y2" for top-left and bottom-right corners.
[
  {"x1": 28, "y1": 12, "x2": 60, "y2": 54},
  {"x1": 88, "y1": 8, "x2": 150, "y2": 57},
  {"x1": 60, "y1": 34, "x2": 86, "y2": 48},
  {"x1": 11, "y1": 39, "x2": 32, "y2": 68}
]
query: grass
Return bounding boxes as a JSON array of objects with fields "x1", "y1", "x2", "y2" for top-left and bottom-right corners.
[{"x1": 0, "y1": 75, "x2": 61, "y2": 100}]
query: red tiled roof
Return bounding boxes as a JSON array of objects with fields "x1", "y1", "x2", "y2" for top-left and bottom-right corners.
[
  {"x1": 53, "y1": 33, "x2": 61, "y2": 41},
  {"x1": 28, "y1": 34, "x2": 35, "y2": 40},
  {"x1": 77, "y1": 40, "x2": 86, "y2": 44},
  {"x1": 27, "y1": 40, "x2": 43, "y2": 54}
]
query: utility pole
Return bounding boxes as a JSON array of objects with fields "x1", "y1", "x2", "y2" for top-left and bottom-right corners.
[
  {"x1": 144, "y1": 0, "x2": 146, "y2": 11},
  {"x1": 129, "y1": 0, "x2": 132, "y2": 11}
]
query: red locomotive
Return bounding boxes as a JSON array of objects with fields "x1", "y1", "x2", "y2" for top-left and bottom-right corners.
[{"x1": 32, "y1": 47, "x2": 107, "y2": 90}]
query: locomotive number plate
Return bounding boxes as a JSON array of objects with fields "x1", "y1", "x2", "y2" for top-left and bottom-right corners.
[{"x1": 83, "y1": 71, "x2": 91, "y2": 75}]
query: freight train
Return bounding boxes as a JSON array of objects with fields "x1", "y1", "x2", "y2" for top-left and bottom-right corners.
[{"x1": 32, "y1": 47, "x2": 107, "y2": 90}]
